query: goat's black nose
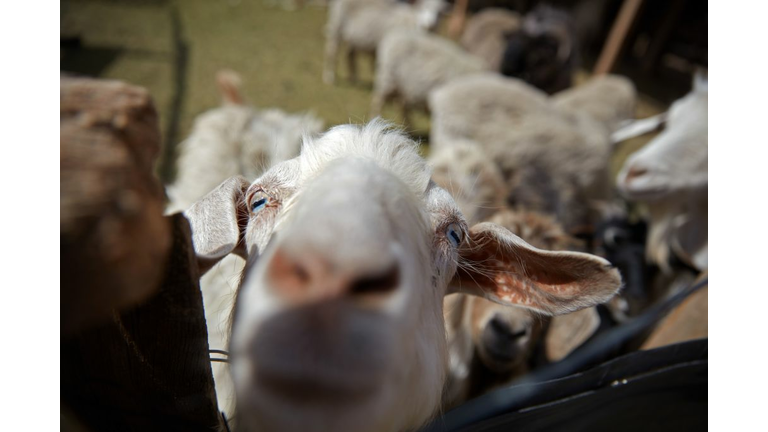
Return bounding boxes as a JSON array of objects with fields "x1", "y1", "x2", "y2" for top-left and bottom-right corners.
[{"x1": 488, "y1": 316, "x2": 527, "y2": 340}]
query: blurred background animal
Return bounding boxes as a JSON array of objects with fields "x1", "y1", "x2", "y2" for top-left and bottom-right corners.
[
  {"x1": 500, "y1": 4, "x2": 576, "y2": 94},
  {"x1": 323, "y1": 0, "x2": 446, "y2": 85},
  {"x1": 167, "y1": 70, "x2": 324, "y2": 213},
  {"x1": 617, "y1": 71, "x2": 708, "y2": 273},
  {"x1": 429, "y1": 140, "x2": 508, "y2": 223},
  {"x1": 429, "y1": 73, "x2": 636, "y2": 236},
  {"x1": 371, "y1": 30, "x2": 486, "y2": 125},
  {"x1": 460, "y1": 8, "x2": 522, "y2": 71}
]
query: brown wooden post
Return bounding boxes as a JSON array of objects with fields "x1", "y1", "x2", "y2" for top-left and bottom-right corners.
[
  {"x1": 594, "y1": 0, "x2": 644, "y2": 75},
  {"x1": 447, "y1": 0, "x2": 470, "y2": 39}
]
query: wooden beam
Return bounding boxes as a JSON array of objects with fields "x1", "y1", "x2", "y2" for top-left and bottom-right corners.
[
  {"x1": 447, "y1": 0, "x2": 469, "y2": 39},
  {"x1": 594, "y1": 0, "x2": 644, "y2": 75}
]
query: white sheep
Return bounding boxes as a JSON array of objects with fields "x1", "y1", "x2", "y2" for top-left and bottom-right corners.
[
  {"x1": 460, "y1": 8, "x2": 522, "y2": 71},
  {"x1": 552, "y1": 74, "x2": 637, "y2": 133},
  {"x1": 617, "y1": 72, "x2": 708, "y2": 272},
  {"x1": 184, "y1": 119, "x2": 622, "y2": 432},
  {"x1": 323, "y1": 0, "x2": 446, "y2": 85},
  {"x1": 166, "y1": 70, "x2": 324, "y2": 213},
  {"x1": 428, "y1": 140, "x2": 507, "y2": 223},
  {"x1": 429, "y1": 73, "x2": 635, "y2": 233},
  {"x1": 371, "y1": 30, "x2": 486, "y2": 124}
]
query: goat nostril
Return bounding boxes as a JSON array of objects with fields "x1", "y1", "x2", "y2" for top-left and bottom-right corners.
[
  {"x1": 510, "y1": 329, "x2": 527, "y2": 339},
  {"x1": 349, "y1": 264, "x2": 400, "y2": 296},
  {"x1": 626, "y1": 166, "x2": 648, "y2": 181},
  {"x1": 269, "y1": 250, "x2": 312, "y2": 295},
  {"x1": 489, "y1": 317, "x2": 526, "y2": 340},
  {"x1": 489, "y1": 317, "x2": 511, "y2": 335}
]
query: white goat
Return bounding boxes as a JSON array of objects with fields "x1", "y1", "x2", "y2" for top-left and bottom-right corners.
[
  {"x1": 323, "y1": 0, "x2": 445, "y2": 85},
  {"x1": 371, "y1": 30, "x2": 486, "y2": 123},
  {"x1": 184, "y1": 120, "x2": 622, "y2": 432},
  {"x1": 617, "y1": 72, "x2": 708, "y2": 272}
]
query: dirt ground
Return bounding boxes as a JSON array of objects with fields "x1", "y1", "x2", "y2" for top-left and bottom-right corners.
[{"x1": 61, "y1": 0, "x2": 665, "y2": 184}]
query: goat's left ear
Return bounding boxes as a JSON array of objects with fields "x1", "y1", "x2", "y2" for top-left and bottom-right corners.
[
  {"x1": 449, "y1": 222, "x2": 621, "y2": 316},
  {"x1": 184, "y1": 176, "x2": 250, "y2": 273}
]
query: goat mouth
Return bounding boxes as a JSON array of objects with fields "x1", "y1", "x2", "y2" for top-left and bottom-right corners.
[
  {"x1": 243, "y1": 298, "x2": 396, "y2": 404},
  {"x1": 484, "y1": 346, "x2": 522, "y2": 363},
  {"x1": 620, "y1": 184, "x2": 670, "y2": 201},
  {"x1": 255, "y1": 369, "x2": 381, "y2": 404}
]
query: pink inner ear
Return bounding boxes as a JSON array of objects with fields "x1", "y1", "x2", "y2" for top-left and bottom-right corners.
[
  {"x1": 457, "y1": 255, "x2": 586, "y2": 312},
  {"x1": 457, "y1": 229, "x2": 620, "y2": 315}
]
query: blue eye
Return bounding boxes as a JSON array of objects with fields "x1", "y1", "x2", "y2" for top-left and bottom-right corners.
[
  {"x1": 251, "y1": 191, "x2": 270, "y2": 213},
  {"x1": 446, "y1": 223, "x2": 463, "y2": 248}
]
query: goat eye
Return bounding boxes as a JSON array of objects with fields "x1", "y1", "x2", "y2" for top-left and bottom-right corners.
[
  {"x1": 251, "y1": 191, "x2": 270, "y2": 213},
  {"x1": 446, "y1": 223, "x2": 463, "y2": 248}
]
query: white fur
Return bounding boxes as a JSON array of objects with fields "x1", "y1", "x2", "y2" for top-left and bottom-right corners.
[
  {"x1": 428, "y1": 140, "x2": 507, "y2": 223},
  {"x1": 371, "y1": 30, "x2": 487, "y2": 119},
  {"x1": 552, "y1": 74, "x2": 637, "y2": 133},
  {"x1": 428, "y1": 73, "x2": 626, "y2": 232},
  {"x1": 167, "y1": 104, "x2": 324, "y2": 213},
  {"x1": 617, "y1": 75, "x2": 708, "y2": 271},
  {"x1": 230, "y1": 121, "x2": 448, "y2": 431}
]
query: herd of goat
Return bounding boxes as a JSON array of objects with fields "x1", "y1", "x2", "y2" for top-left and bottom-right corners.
[{"x1": 163, "y1": 1, "x2": 708, "y2": 431}]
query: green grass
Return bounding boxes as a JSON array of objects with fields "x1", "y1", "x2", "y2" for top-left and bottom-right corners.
[{"x1": 62, "y1": 0, "x2": 430, "y2": 181}]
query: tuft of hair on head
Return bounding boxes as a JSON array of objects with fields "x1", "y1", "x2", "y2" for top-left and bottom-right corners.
[
  {"x1": 297, "y1": 118, "x2": 432, "y2": 198},
  {"x1": 216, "y1": 69, "x2": 245, "y2": 106}
]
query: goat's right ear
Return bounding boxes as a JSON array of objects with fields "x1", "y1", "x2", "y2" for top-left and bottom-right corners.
[{"x1": 184, "y1": 176, "x2": 250, "y2": 273}]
